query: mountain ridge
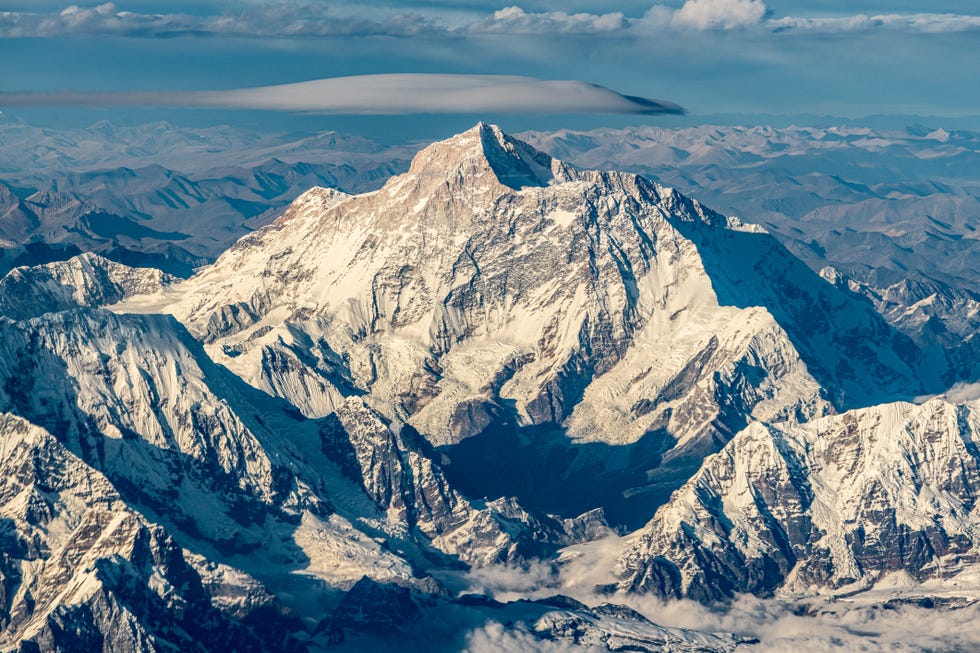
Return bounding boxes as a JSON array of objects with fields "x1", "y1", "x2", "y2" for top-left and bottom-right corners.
[{"x1": 0, "y1": 122, "x2": 976, "y2": 651}]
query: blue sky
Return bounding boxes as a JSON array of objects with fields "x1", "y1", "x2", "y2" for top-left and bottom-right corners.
[{"x1": 1, "y1": 1, "x2": 978, "y2": 136}]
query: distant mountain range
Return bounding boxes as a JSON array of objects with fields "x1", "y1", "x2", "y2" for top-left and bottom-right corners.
[{"x1": 0, "y1": 120, "x2": 415, "y2": 276}]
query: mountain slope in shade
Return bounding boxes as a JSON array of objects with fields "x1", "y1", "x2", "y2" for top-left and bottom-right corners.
[
  {"x1": 0, "y1": 181, "x2": 39, "y2": 242},
  {"x1": 618, "y1": 397, "x2": 980, "y2": 602},
  {"x1": 820, "y1": 266, "x2": 980, "y2": 384},
  {"x1": 116, "y1": 123, "x2": 938, "y2": 526},
  {"x1": 0, "y1": 303, "x2": 600, "y2": 589},
  {"x1": 0, "y1": 308, "x2": 398, "y2": 596}
]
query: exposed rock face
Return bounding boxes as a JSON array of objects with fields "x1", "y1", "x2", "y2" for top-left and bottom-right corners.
[
  {"x1": 0, "y1": 309, "x2": 303, "y2": 515},
  {"x1": 323, "y1": 576, "x2": 423, "y2": 642},
  {"x1": 619, "y1": 398, "x2": 980, "y2": 601},
  {"x1": 821, "y1": 266, "x2": 980, "y2": 383},
  {"x1": 0, "y1": 246, "x2": 603, "y2": 627},
  {"x1": 321, "y1": 397, "x2": 611, "y2": 566},
  {"x1": 0, "y1": 413, "x2": 303, "y2": 653},
  {"x1": 519, "y1": 123, "x2": 980, "y2": 292},
  {"x1": 0, "y1": 181, "x2": 40, "y2": 243},
  {"x1": 0, "y1": 304, "x2": 441, "y2": 626},
  {"x1": 320, "y1": 398, "x2": 470, "y2": 536}
]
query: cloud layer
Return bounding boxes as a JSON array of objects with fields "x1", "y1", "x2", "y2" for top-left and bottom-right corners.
[
  {"x1": 1, "y1": 2, "x2": 980, "y2": 38},
  {"x1": 471, "y1": 6, "x2": 629, "y2": 34},
  {"x1": 672, "y1": 0, "x2": 767, "y2": 30},
  {"x1": 450, "y1": 553, "x2": 980, "y2": 653},
  {"x1": 0, "y1": 74, "x2": 684, "y2": 115}
]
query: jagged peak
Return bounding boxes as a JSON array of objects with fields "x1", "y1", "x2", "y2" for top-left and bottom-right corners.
[
  {"x1": 819, "y1": 265, "x2": 847, "y2": 286},
  {"x1": 406, "y1": 122, "x2": 571, "y2": 190},
  {"x1": 292, "y1": 185, "x2": 351, "y2": 205},
  {"x1": 0, "y1": 179, "x2": 20, "y2": 202},
  {"x1": 3, "y1": 250, "x2": 172, "y2": 281}
]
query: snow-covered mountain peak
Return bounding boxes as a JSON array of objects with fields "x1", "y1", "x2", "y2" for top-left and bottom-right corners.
[
  {"x1": 271, "y1": 185, "x2": 351, "y2": 224},
  {"x1": 0, "y1": 252, "x2": 173, "y2": 320},
  {"x1": 108, "y1": 122, "x2": 944, "y2": 558},
  {"x1": 405, "y1": 122, "x2": 571, "y2": 190},
  {"x1": 6, "y1": 122, "x2": 980, "y2": 650}
]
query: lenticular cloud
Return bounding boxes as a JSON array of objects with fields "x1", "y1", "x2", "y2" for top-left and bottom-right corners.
[{"x1": 0, "y1": 74, "x2": 684, "y2": 116}]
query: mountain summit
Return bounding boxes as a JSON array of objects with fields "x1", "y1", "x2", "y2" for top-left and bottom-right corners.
[{"x1": 408, "y1": 121, "x2": 564, "y2": 189}]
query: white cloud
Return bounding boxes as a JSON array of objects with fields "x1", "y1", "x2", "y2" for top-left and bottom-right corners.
[
  {"x1": 466, "y1": 621, "x2": 604, "y2": 653},
  {"x1": 625, "y1": 594, "x2": 980, "y2": 653},
  {"x1": 0, "y1": 74, "x2": 685, "y2": 116},
  {"x1": 672, "y1": 0, "x2": 767, "y2": 30},
  {"x1": 0, "y1": 3, "x2": 439, "y2": 39},
  {"x1": 915, "y1": 381, "x2": 980, "y2": 404},
  {"x1": 944, "y1": 381, "x2": 980, "y2": 403},
  {"x1": 769, "y1": 12, "x2": 980, "y2": 34},
  {"x1": 449, "y1": 553, "x2": 980, "y2": 652},
  {"x1": 469, "y1": 6, "x2": 628, "y2": 35}
]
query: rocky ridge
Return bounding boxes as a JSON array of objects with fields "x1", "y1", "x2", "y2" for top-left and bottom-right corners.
[
  {"x1": 0, "y1": 413, "x2": 304, "y2": 652},
  {"x1": 619, "y1": 397, "x2": 980, "y2": 601}
]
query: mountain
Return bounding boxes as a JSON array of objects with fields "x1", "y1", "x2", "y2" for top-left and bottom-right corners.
[
  {"x1": 0, "y1": 306, "x2": 726, "y2": 651},
  {"x1": 7, "y1": 118, "x2": 979, "y2": 296},
  {"x1": 0, "y1": 179, "x2": 206, "y2": 277},
  {"x1": 116, "y1": 122, "x2": 942, "y2": 529},
  {"x1": 519, "y1": 124, "x2": 980, "y2": 292},
  {"x1": 820, "y1": 266, "x2": 980, "y2": 384},
  {"x1": 0, "y1": 252, "x2": 172, "y2": 320},
  {"x1": 0, "y1": 252, "x2": 632, "y2": 650},
  {"x1": 0, "y1": 155, "x2": 411, "y2": 279},
  {"x1": 0, "y1": 181, "x2": 39, "y2": 242},
  {"x1": 618, "y1": 397, "x2": 980, "y2": 602},
  {"x1": 0, "y1": 122, "x2": 977, "y2": 650},
  {"x1": 0, "y1": 278, "x2": 598, "y2": 575},
  {"x1": 0, "y1": 120, "x2": 411, "y2": 178}
]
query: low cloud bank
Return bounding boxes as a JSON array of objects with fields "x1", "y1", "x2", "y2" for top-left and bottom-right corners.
[
  {"x1": 448, "y1": 541, "x2": 980, "y2": 652},
  {"x1": 916, "y1": 381, "x2": 980, "y2": 404}
]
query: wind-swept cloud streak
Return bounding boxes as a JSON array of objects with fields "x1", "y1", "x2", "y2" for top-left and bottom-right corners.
[
  {"x1": 0, "y1": 74, "x2": 684, "y2": 116},
  {"x1": 769, "y1": 12, "x2": 980, "y2": 33}
]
